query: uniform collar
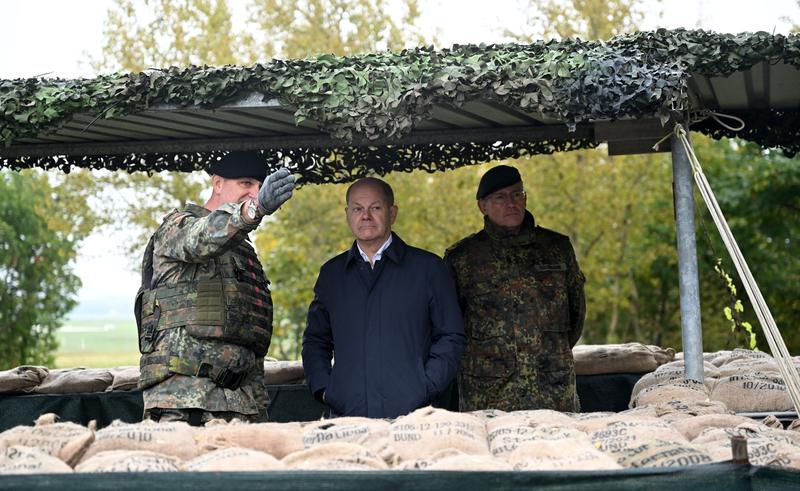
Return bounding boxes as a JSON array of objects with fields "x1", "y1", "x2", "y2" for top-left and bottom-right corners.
[
  {"x1": 186, "y1": 203, "x2": 211, "y2": 216},
  {"x1": 484, "y1": 210, "x2": 537, "y2": 245}
]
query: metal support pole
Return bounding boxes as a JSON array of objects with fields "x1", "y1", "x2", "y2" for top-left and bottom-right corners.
[{"x1": 671, "y1": 130, "x2": 704, "y2": 383}]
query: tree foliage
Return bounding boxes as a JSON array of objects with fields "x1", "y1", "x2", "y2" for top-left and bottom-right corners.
[
  {"x1": 64, "y1": 0, "x2": 800, "y2": 362},
  {"x1": 0, "y1": 171, "x2": 96, "y2": 367},
  {"x1": 91, "y1": 0, "x2": 428, "y2": 358}
]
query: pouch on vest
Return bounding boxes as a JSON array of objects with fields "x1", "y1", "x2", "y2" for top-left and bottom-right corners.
[{"x1": 135, "y1": 234, "x2": 159, "y2": 354}]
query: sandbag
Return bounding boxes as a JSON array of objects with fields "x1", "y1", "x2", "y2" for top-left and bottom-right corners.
[
  {"x1": 701, "y1": 435, "x2": 800, "y2": 468},
  {"x1": 488, "y1": 424, "x2": 589, "y2": 459},
  {"x1": 0, "y1": 414, "x2": 94, "y2": 466},
  {"x1": 427, "y1": 451, "x2": 513, "y2": 471},
  {"x1": 263, "y1": 360, "x2": 305, "y2": 385},
  {"x1": 282, "y1": 442, "x2": 388, "y2": 470},
  {"x1": 615, "y1": 439, "x2": 713, "y2": 468},
  {"x1": 590, "y1": 420, "x2": 688, "y2": 463},
  {"x1": 710, "y1": 348, "x2": 771, "y2": 368},
  {"x1": 196, "y1": 420, "x2": 304, "y2": 458},
  {"x1": 573, "y1": 343, "x2": 672, "y2": 375},
  {"x1": 673, "y1": 414, "x2": 756, "y2": 441},
  {"x1": 302, "y1": 417, "x2": 390, "y2": 457},
  {"x1": 650, "y1": 400, "x2": 731, "y2": 422},
  {"x1": 468, "y1": 409, "x2": 508, "y2": 421},
  {"x1": 388, "y1": 407, "x2": 489, "y2": 463},
  {"x1": 0, "y1": 366, "x2": 49, "y2": 393},
  {"x1": 506, "y1": 440, "x2": 621, "y2": 471},
  {"x1": 788, "y1": 419, "x2": 800, "y2": 432},
  {"x1": 184, "y1": 447, "x2": 286, "y2": 471},
  {"x1": 81, "y1": 420, "x2": 198, "y2": 462},
  {"x1": 75, "y1": 450, "x2": 181, "y2": 472},
  {"x1": 630, "y1": 378, "x2": 710, "y2": 408},
  {"x1": 710, "y1": 373, "x2": 793, "y2": 412},
  {"x1": 761, "y1": 415, "x2": 785, "y2": 429},
  {"x1": 630, "y1": 362, "x2": 719, "y2": 401},
  {"x1": 715, "y1": 358, "x2": 782, "y2": 378},
  {"x1": 106, "y1": 366, "x2": 140, "y2": 392},
  {"x1": 397, "y1": 448, "x2": 512, "y2": 471},
  {"x1": 0, "y1": 445, "x2": 73, "y2": 474},
  {"x1": 693, "y1": 422, "x2": 800, "y2": 447},
  {"x1": 485, "y1": 410, "x2": 576, "y2": 434},
  {"x1": 34, "y1": 368, "x2": 113, "y2": 394},
  {"x1": 574, "y1": 412, "x2": 663, "y2": 434}
]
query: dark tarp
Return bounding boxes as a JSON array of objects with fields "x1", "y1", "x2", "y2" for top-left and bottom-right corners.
[
  {"x1": 0, "y1": 463, "x2": 798, "y2": 491},
  {"x1": 0, "y1": 374, "x2": 641, "y2": 432}
]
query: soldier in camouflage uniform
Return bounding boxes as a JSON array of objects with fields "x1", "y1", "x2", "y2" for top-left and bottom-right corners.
[
  {"x1": 444, "y1": 165, "x2": 585, "y2": 412},
  {"x1": 134, "y1": 151, "x2": 295, "y2": 425}
]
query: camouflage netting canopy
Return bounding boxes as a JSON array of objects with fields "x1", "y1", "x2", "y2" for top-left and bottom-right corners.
[{"x1": 1, "y1": 29, "x2": 799, "y2": 184}]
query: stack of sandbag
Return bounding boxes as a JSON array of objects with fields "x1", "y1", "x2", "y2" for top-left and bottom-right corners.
[
  {"x1": 387, "y1": 406, "x2": 495, "y2": 469},
  {"x1": 263, "y1": 359, "x2": 305, "y2": 385},
  {"x1": 572, "y1": 343, "x2": 675, "y2": 375},
  {"x1": 3, "y1": 407, "x2": 800, "y2": 474},
  {"x1": 106, "y1": 366, "x2": 140, "y2": 392},
  {"x1": 486, "y1": 411, "x2": 619, "y2": 470},
  {"x1": 0, "y1": 360, "x2": 308, "y2": 394},
  {"x1": 196, "y1": 419, "x2": 304, "y2": 458},
  {"x1": 0, "y1": 413, "x2": 94, "y2": 472},
  {"x1": 0, "y1": 445, "x2": 74, "y2": 474},
  {"x1": 682, "y1": 419, "x2": 800, "y2": 467},
  {"x1": 34, "y1": 368, "x2": 114, "y2": 394},
  {"x1": 631, "y1": 349, "x2": 798, "y2": 413},
  {"x1": 75, "y1": 419, "x2": 199, "y2": 472},
  {"x1": 302, "y1": 416, "x2": 391, "y2": 457},
  {"x1": 0, "y1": 366, "x2": 49, "y2": 394}
]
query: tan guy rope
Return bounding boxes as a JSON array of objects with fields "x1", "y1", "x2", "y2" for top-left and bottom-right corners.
[{"x1": 675, "y1": 124, "x2": 800, "y2": 416}]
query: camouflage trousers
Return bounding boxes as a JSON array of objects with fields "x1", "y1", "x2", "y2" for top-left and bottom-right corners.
[
  {"x1": 458, "y1": 372, "x2": 580, "y2": 413},
  {"x1": 143, "y1": 407, "x2": 267, "y2": 426}
]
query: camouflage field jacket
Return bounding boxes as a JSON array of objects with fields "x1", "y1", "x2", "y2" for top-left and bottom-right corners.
[
  {"x1": 444, "y1": 211, "x2": 585, "y2": 412},
  {"x1": 140, "y1": 203, "x2": 270, "y2": 418}
]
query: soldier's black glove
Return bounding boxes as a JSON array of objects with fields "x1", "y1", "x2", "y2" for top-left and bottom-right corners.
[{"x1": 257, "y1": 168, "x2": 296, "y2": 215}]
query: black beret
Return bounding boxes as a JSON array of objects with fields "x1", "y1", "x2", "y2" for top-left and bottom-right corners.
[
  {"x1": 208, "y1": 151, "x2": 268, "y2": 181},
  {"x1": 476, "y1": 165, "x2": 522, "y2": 199}
]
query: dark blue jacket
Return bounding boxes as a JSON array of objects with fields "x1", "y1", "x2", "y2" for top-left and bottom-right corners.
[{"x1": 302, "y1": 233, "x2": 466, "y2": 419}]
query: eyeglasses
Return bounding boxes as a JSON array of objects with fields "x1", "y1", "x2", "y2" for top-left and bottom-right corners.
[{"x1": 485, "y1": 190, "x2": 526, "y2": 205}]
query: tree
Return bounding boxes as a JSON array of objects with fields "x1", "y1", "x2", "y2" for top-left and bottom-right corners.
[
  {"x1": 504, "y1": 0, "x2": 646, "y2": 41},
  {"x1": 0, "y1": 171, "x2": 96, "y2": 367},
  {"x1": 90, "y1": 0, "x2": 800, "y2": 361},
  {"x1": 94, "y1": 0, "x2": 427, "y2": 358}
]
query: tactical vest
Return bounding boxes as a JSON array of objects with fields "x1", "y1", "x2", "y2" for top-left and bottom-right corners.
[{"x1": 134, "y1": 208, "x2": 273, "y2": 390}]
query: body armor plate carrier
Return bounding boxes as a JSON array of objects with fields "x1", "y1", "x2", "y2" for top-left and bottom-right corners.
[{"x1": 134, "y1": 209, "x2": 273, "y2": 390}]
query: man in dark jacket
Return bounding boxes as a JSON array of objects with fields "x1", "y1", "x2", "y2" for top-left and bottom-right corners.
[
  {"x1": 444, "y1": 165, "x2": 585, "y2": 413},
  {"x1": 302, "y1": 177, "x2": 466, "y2": 419}
]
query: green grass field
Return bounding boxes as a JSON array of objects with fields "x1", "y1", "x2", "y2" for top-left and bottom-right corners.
[{"x1": 54, "y1": 317, "x2": 141, "y2": 368}]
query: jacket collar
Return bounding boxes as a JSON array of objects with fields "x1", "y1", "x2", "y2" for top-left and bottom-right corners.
[
  {"x1": 186, "y1": 203, "x2": 211, "y2": 217},
  {"x1": 346, "y1": 232, "x2": 406, "y2": 267},
  {"x1": 484, "y1": 210, "x2": 537, "y2": 246}
]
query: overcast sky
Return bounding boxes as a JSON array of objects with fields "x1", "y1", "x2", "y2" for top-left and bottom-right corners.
[{"x1": 1, "y1": 0, "x2": 798, "y2": 316}]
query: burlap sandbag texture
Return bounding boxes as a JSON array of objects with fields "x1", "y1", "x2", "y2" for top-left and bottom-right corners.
[
  {"x1": 573, "y1": 343, "x2": 675, "y2": 376},
  {"x1": 0, "y1": 413, "x2": 94, "y2": 466},
  {"x1": 0, "y1": 445, "x2": 74, "y2": 474},
  {"x1": 81, "y1": 420, "x2": 198, "y2": 462},
  {"x1": 196, "y1": 420, "x2": 304, "y2": 458},
  {"x1": 34, "y1": 368, "x2": 113, "y2": 394},
  {"x1": 388, "y1": 407, "x2": 490, "y2": 464},
  {"x1": 75, "y1": 450, "x2": 182, "y2": 472},
  {"x1": 184, "y1": 447, "x2": 286, "y2": 471},
  {"x1": 0, "y1": 366, "x2": 49, "y2": 394}
]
